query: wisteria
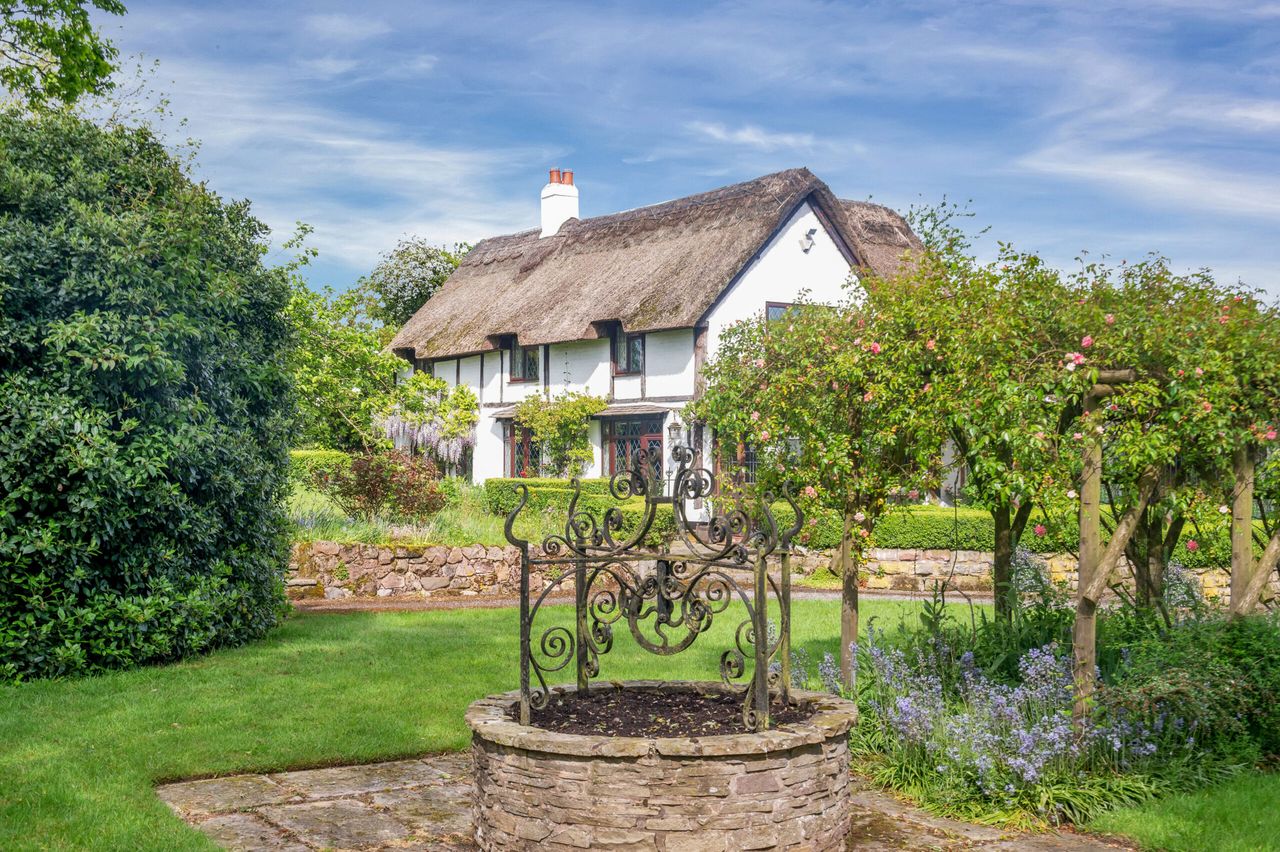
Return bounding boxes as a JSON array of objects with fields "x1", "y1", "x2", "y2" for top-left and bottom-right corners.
[{"x1": 380, "y1": 411, "x2": 474, "y2": 469}]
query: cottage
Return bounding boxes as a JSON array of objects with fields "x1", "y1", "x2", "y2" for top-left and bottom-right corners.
[{"x1": 389, "y1": 167, "x2": 922, "y2": 484}]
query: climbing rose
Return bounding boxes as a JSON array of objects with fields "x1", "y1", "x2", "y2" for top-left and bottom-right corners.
[
  {"x1": 1218, "y1": 505, "x2": 1230, "y2": 515},
  {"x1": 925, "y1": 339, "x2": 936, "y2": 350},
  {"x1": 750, "y1": 411, "x2": 760, "y2": 421},
  {"x1": 1202, "y1": 401, "x2": 1213, "y2": 412},
  {"x1": 1067, "y1": 489, "x2": 1078, "y2": 499},
  {"x1": 863, "y1": 391, "x2": 873, "y2": 402},
  {"x1": 1195, "y1": 367, "x2": 1204, "y2": 376},
  {"x1": 1073, "y1": 432, "x2": 1083, "y2": 440},
  {"x1": 908, "y1": 489, "x2": 920, "y2": 500},
  {"x1": 1185, "y1": 540, "x2": 1200, "y2": 552},
  {"x1": 1105, "y1": 314, "x2": 1115, "y2": 325},
  {"x1": 858, "y1": 528, "x2": 870, "y2": 539},
  {"x1": 803, "y1": 485, "x2": 818, "y2": 499},
  {"x1": 854, "y1": 511, "x2": 866, "y2": 523},
  {"x1": 760, "y1": 430, "x2": 770, "y2": 440},
  {"x1": 1034, "y1": 524, "x2": 1047, "y2": 537},
  {"x1": 923, "y1": 383, "x2": 932, "y2": 393},
  {"x1": 1267, "y1": 429, "x2": 1277, "y2": 441},
  {"x1": 868, "y1": 342, "x2": 882, "y2": 354},
  {"x1": 753, "y1": 358, "x2": 765, "y2": 368},
  {"x1": 1081, "y1": 335, "x2": 1093, "y2": 348}
]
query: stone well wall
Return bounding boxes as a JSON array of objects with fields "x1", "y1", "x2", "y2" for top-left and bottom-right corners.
[{"x1": 466, "y1": 681, "x2": 857, "y2": 851}]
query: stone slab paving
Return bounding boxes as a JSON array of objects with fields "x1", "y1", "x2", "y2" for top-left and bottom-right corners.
[{"x1": 158, "y1": 753, "x2": 1123, "y2": 851}]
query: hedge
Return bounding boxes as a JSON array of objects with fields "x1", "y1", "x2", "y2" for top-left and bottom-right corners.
[
  {"x1": 288, "y1": 449, "x2": 351, "y2": 485},
  {"x1": 0, "y1": 112, "x2": 294, "y2": 682},
  {"x1": 483, "y1": 478, "x2": 674, "y2": 546}
]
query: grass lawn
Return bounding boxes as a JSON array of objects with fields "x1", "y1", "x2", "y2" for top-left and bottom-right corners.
[
  {"x1": 288, "y1": 482, "x2": 555, "y2": 547},
  {"x1": 0, "y1": 598, "x2": 919, "y2": 851},
  {"x1": 1087, "y1": 771, "x2": 1280, "y2": 852}
]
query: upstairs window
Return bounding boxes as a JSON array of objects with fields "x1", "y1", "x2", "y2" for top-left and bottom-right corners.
[
  {"x1": 613, "y1": 330, "x2": 644, "y2": 375},
  {"x1": 765, "y1": 302, "x2": 799, "y2": 323},
  {"x1": 510, "y1": 342, "x2": 539, "y2": 382}
]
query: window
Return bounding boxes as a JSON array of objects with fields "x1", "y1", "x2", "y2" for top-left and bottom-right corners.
[
  {"x1": 505, "y1": 423, "x2": 537, "y2": 477},
  {"x1": 765, "y1": 302, "x2": 799, "y2": 323},
  {"x1": 604, "y1": 416, "x2": 664, "y2": 481},
  {"x1": 509, "y1": 342, "x2": 539, "y2": 382},
  {"x1": 613, "y1": 330, "x2": 644, "y2": 375}
]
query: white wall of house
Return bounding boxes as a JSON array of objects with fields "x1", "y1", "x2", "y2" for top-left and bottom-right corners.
[
  {"x1": 644, "y1": 329, "x2": 696, "y2": 398},
  {"x1": 547, "y1": 339, "x2": 610, "y2": 398},
  {"x1": 704, "y1": 200, "x2": 858, "y2": 362}
]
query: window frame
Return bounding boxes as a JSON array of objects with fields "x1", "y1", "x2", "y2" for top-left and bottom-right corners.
[
  {"x1": 611, "y1": 329, "x2": 645, "y2": 376},
  {"x1": 508, "y1": 341, "x2": 539, "y2": 383},
  {"x1": 765, "y1": 301, "x2": 799, "y2": 324}
]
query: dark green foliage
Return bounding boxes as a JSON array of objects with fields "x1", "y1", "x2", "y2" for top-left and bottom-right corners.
[
  {"x1": 0, "y1": 111, "x2": 293, "y2": 682},
  {"x1": 483, "y1": 477, "x2": 614, "y2": 513},
  {"x1": 1102, "y1": 612, "x2": 1280, "y2": 761}
]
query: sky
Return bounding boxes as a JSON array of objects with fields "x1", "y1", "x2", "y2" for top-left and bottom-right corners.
[{"x1": 96, "y1": 0, "x2": 1280, "y2": 294}]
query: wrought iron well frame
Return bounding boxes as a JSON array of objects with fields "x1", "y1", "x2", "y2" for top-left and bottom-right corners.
[{"x1": 504, "y1": 444, "x2": 804, "y2": 732}]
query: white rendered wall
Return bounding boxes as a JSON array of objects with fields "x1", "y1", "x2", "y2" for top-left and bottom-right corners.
[
  {"x1": 644, "y1": 329, "x2": 696, "y2": 398},
  {"x1": 474, "y1": 410, "x2": 505, "y2": 482},
  {"x1": 547, "y1": 339, "x2": 610, "y2": 398},
  {"x1": 434, "y1": 358, "x2": 458, "y2": 388},
  {"x1": 704, "y1": 201, "x2": 857, "y2": 361}
]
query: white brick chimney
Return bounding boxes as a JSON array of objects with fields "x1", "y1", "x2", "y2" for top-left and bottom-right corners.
[{"x1": 540, "y1": 168, "x2": 579, "y2": 237}]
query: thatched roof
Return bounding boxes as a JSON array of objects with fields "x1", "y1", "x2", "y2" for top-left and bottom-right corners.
[{"x1": 391, "y1": 168, "x2": 921, "y2": 360}]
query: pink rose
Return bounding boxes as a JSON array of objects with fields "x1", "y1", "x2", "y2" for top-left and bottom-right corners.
[
  {"x1": 1105, "y1": 314, "x2": 1115, "y2": 325},
  {"x1": 1218, "y1": 315, "x2": 1229, "y2": 324},
  {"x1": 1035, "y1": 431, "x2": 1046, "y2": 440},
  {"x1": 858, "y1": 528, "x2": 870, "y2": 538},
  {"x1": 1185, "y1": 539, "x2": 1199, "y2": 552},
  {"x1": 1202, "y1": 401, "x2": 1212, "y2": 412},
  {"x1": 1073, "y1": 353, "x2": 1087, "y2": 365},
  {"x1": 925, "y1": 339, "x2": 936, "y2": 350},
  {"x1": 1081, "y1": 335, "x2": 1094, "y2": 348},
  {"x1": 750, "y1": 411, "x2": 760, "y2": 421},
  {"x1": 923, "y1": 383, "x2": 932, "y2": 392},
  {"x1": 753, "y1": 358, "x2": 766, "y2": 368},
  {"x1": 863, "y1": 391, "x2": 873, "y2": 402},
  {"x1": 760, "y1": 430, "x2": 770, "y2": 440},
  {"x1": 1267, "y1": 429, "x2": 1277, "y2": 441},
  {"x1": 1195, "y1": 367, "x2": 1204, "y2": 376},
  {"x1": 1033, "y1": 524, "x2": 1047, "y2": 537},
  {"x1": 908, "y1": 489, "x2": 920, "y2": 500},
  {"x1": 803, "y1": 485, "x2": 818, "y2": 499},
  {"x1": 1073, "y1": 432, "x2": 1084, "y2": 440},
  {"x1": 868, "y1": 342, "x2": 881, "y2": 354}
]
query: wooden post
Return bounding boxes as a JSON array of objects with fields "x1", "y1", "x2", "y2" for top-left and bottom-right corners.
[
  {"x1": 1078, "y1": 394, "x2": 1102, "y2": 606},
  {"x1": 1230, "y1": 448, "x2": 1255, "y2": 614}
]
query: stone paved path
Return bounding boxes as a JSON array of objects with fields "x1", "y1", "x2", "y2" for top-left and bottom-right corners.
[{"x1": 159, "y1": 754, "x2": 1123, "y2": 851}]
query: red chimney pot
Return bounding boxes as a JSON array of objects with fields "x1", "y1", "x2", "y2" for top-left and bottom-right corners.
[
  {"x1": 548, "y1": 168, "x2": 561, "y2": 184},
  {"x1": 562, "y1": 169, "x2": 574, "y2": 185}
]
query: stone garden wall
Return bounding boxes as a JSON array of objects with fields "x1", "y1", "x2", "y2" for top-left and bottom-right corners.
[{"x1": 289, "y1": 541, "x2": 1259, "y2": 603}]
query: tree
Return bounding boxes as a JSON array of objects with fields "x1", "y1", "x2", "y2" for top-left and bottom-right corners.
[
  {"x1": 358, "y1": 238, "x2": 468, "y2": 329},
  {"x1": 874, "y1": 239, "x2": 1087, "y2": 620},
  {"x1": 1068, "y1": 260, "x2": 1263, "y2": 719},
  {"x1": 692, "y1": 301, "x2": 942, "y2": 688},
  {"x1": 0, "y1": 110, "x2": 293, "y2": 681},
  {"x1": 1, "y1": 0, "x2": 124, "y2": 107},
  {"x1": 513, "y1": 391, "x2": 607, "y2": 477}
]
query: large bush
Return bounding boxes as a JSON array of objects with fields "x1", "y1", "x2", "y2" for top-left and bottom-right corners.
[{"x1": 0, "y1": 111, "x2": 294, "y2": 681}]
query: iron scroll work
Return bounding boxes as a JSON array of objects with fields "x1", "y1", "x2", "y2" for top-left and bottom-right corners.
[{"x1": 504, "y1": 445, "x2": 805, "y2": 732}]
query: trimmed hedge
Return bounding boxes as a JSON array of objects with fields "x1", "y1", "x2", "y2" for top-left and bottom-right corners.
[
  {"x1": 483, "y1": 478, "x2": 674, "y2": 546},
  {"x1": 288, "y1": 449, "x2": 351, "y2": 485}
]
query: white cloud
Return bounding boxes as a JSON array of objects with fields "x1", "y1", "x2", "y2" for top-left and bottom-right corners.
[
  {"x1": 686, "y1": 121, "x2": 815, "y2": 152},
  {"x1": 303, "y1": 14, "x2": 391, "y2": 42}
]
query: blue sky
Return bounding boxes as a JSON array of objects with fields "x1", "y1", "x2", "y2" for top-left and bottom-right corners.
[{"x1": 99, "y1": 1, "x2": 1280, "y2": 294}]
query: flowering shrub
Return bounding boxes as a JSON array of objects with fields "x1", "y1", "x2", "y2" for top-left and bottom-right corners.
[
  {"x1": 848, "y1": 631, "x2": 1165, "y2": 826},
  {"x1": 311, "y1": 451, "x2": 446, "y2": 522}
]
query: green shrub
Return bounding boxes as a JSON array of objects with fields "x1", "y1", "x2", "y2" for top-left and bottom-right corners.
[
  {"x1": 0, "y1": 111, "x2": 293, "y2": 682},
  {"x1": 483, "y1": 477, "x2": 613, "y2": 515},
  {"x1": 311, "y1": 451, "x2": 446, "y2": 522},
  {"x1": 482, "y1": 479, "x2": 673, "y2": 546},
  {"x1": 289, "y1": 449, "x2": 351, "y2": 485}
]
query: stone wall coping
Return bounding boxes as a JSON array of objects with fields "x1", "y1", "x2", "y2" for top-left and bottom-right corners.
[{"x1": 466, "y1": 679, "x2": 857, "y2": 758}]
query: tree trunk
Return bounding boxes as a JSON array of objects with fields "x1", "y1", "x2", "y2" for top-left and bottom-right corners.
[
  {"x1": 1230, "y1": 448, "x2": 1256, "y2": 613},
  {"x1": 1078, "y1": 404, "x2": 1103, "y2": 606},
  {"x1": 993, "y1": 503, "x2": 1013, "y2": 620},
  {"x1": 1073, "y1": 465, "x2": 1160, "y2": 727},
  {"x1": 839, "y1": 506, "x2": 859, "y2": 691},
  {"x1": 1145, "y1": 507, "x2": 1165, "y2": 604},
  {"x1": 1233, "y1": 529, "x2": 1280, "y2": 617}
]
